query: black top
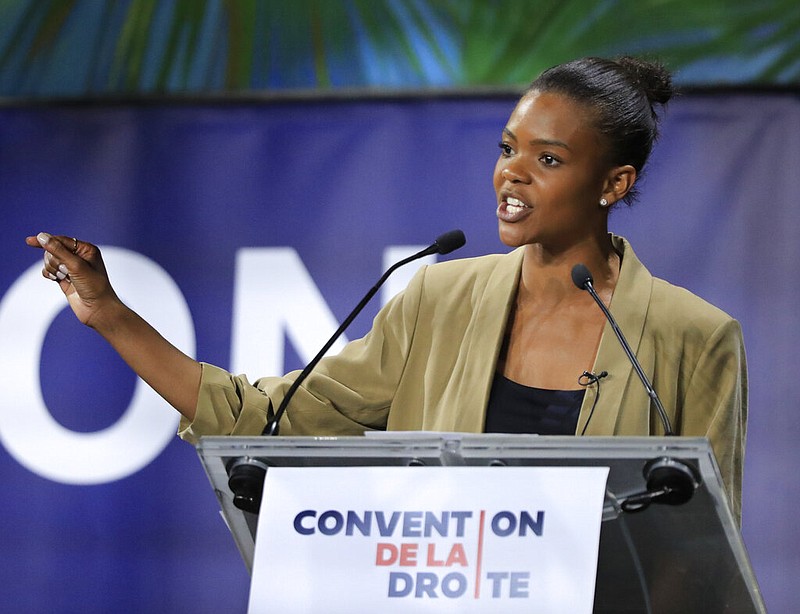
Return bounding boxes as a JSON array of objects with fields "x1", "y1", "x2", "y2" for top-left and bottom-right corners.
[{"x1": 484, "y1": 372, "x2": 585, "y2": 435}]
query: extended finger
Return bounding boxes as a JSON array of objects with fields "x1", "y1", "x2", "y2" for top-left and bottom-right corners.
[
  {"x1": 36, "y1": 232, "x2": 89, "y2": 258},
  {"x1": 25, "y1": 235, "x2": 44, "y2": 249}
]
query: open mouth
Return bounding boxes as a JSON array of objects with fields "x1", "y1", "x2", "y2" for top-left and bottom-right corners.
[{"x1": 497, "y1": 195, "x2": 532, "y2": 222}]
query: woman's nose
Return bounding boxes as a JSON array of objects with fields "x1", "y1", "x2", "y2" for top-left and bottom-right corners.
[{"x1": 501, "y1": 164, "x2": 529, "y2": 183}]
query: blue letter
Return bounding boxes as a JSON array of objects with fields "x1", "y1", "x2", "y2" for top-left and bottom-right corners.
[
  {"x1": 318, "y1": 510, "x2": 343, "y2": 535},
  {"x1": 486, "y1": 571, "x2": 508, "y2": 598},
  {"x1": 403, "y1": 511, "x2": 423, "y2": 537},
  {"x1": 450, "y1": 511, "x2": 472, "y2": 536},
  {"x1": 415, "y1": 573, "x2": 439, "y2": 598},
  {"x1": 346, "y1": 510, "x2": 372, "y2": 536},
  {"x1": 388, "y1": 572, "x2": 413, "y2": 597},
  {"x1": 293, "y1": 510, "x2": 316, "y2": 535},
  {"x1": 424, "y1": 511, "x2": 448, "y2": 537},
  {"x1": 510, "y1": 572, "x2": 530, "y2": 598},
  {"x1": 376, "y1": 511, "x2": 401, "y2": 536},
  {"x1": 491, "y1": 511, "x2": 516, "y2": 537},
  {"x1": 441, "y1": 573, "x2": 467, "y2": 598},
  {"x1": 518, "y1": 511, "x2": 544, "y2": 536}
]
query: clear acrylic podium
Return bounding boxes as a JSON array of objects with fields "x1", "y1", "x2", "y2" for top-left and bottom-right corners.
[{"x1": 197, "y1": 434, "x2": 765, "y2": 612}]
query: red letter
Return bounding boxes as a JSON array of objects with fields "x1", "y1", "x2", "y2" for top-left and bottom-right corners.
[
  {"x1": 399, "y1": 543, "x2": 418, "y2": 566},
  {"x1": 376, "y1": 543, "x2": 398, "y2": 566},
  {"x1": 426, "y1": 543, "x2": 445, "y2": 566},
  {"x1": 446, "y1": 544, "x2": 468, "y2": 567}
]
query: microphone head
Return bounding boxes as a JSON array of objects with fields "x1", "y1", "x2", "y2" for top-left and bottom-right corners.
[
  {"x1": 571, "y1": 264, "x2": 593, "y2": 290},
  {"x1": 434, "y1": 229, "x2": 466, "y2": 255}
]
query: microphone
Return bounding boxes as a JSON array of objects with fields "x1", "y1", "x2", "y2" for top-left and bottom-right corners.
[
  {"x1": 427, "y1": 229, "x2": 467, "y2": 255},
  {"x1": 264, "y1": 229, "x2": 465, "y2": 437},
  {"x1": 571, "y1": 264, "x2": 673, "y2": 436},
  {"x1": 572, "y1": 263, "x2": 700, "y2": 512},
  {"x1": 226, "y1": 230, "x2": 467, "y2": 513}
]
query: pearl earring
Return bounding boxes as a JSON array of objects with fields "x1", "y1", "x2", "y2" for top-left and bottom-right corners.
[{"x1": 599, "y1": 198, "x2": 609, "y2": 207}]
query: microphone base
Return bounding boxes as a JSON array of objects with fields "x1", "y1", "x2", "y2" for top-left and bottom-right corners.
[
  {"x1": 643, "y1": 456, "x2": 700, "y2": 505},
  {"x1": 225, "y1": 457, "x2": 269, "y2": 515},
  {"x1": 620, "y1": 456, "x2": 701, "y2": 513}
]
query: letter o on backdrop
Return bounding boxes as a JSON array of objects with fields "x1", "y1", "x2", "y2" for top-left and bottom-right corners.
[{"x1": 0, "y1": 247, "x2": 192, "y2": 484}]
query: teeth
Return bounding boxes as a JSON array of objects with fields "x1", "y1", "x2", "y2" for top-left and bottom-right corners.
[{"x1": 505, "y1": 196, "x2": 527, "y2": 214}]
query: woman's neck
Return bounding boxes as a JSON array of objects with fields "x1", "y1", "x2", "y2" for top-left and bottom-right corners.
[{"x1": 519, "y1": 236, "x2": 621, "y2": 309}]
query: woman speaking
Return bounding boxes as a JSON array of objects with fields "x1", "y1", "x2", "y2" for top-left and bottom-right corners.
[{"x1": 27, "y1": 56, "x2": 747, "y2": 521}]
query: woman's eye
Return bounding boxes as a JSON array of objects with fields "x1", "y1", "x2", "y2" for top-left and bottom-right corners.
[
  {"x1": 497, "y1": 141, "x2": 513, "y2": 156},
  {"x1": 540, "y1": 154, "x2": 559, "y2": 166}
]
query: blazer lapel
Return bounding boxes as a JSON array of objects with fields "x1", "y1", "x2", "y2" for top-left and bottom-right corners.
[
  {"x1": 451, "y1": 249, "x2": 524, "y2": 432},
  {"x1": 580, "y1": 236, "x2": 653, "y2": 435}
]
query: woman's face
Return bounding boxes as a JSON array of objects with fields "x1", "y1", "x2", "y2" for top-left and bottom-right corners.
[{"x1": 493, "y1": 90, "x2": 614, "y2": 251}]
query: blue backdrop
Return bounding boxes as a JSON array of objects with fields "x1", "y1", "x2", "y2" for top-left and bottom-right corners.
[{"x1": 1, "y1": 93, "x2": 797, "y2": 612}]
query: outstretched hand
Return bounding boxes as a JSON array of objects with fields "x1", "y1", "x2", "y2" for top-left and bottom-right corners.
[
  {"x1": 25, "y1": 232, "x2": 202, "y2": 419},
  {"x1": 25, "y1": 233, "x2": 121, "y2": 329}
]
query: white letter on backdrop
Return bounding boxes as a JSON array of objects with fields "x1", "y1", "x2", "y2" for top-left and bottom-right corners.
[
  {"x1": 0, "y1": 247, "x2": 191, "y2": 484},
  {"x1": 231, "y1": 248, "x2": 347, "y2": 378}
]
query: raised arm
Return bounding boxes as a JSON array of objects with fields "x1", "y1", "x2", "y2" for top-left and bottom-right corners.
[{"x1": 25, "y1": 233, "x2": 202, "y2": 421}]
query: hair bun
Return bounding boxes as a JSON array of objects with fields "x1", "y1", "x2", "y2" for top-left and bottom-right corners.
[{"x1": 617, "y1": 56, "x2": 673, "y2": 106}]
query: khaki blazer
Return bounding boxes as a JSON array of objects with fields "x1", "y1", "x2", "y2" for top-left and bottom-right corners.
[{"x1": 180, "y1": 235, "x2": 747, "y2": 520}]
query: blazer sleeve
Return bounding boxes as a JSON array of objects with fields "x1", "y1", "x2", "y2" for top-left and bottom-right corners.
[
  {"x1": 680, "y1": 318, "x2": 748, "y2": 524},
  {"x1": 178, "y1": 264, "x2": 429, "y2": 443}
]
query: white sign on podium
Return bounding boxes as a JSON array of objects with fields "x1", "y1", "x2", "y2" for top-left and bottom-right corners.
[{"x1": 248, "y1": 465, "x2": 609, "y2": 613}]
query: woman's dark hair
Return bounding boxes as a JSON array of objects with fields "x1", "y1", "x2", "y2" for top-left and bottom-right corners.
[{"x1": 527, "y1": 56, "x2": 673, "y2": 205}]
